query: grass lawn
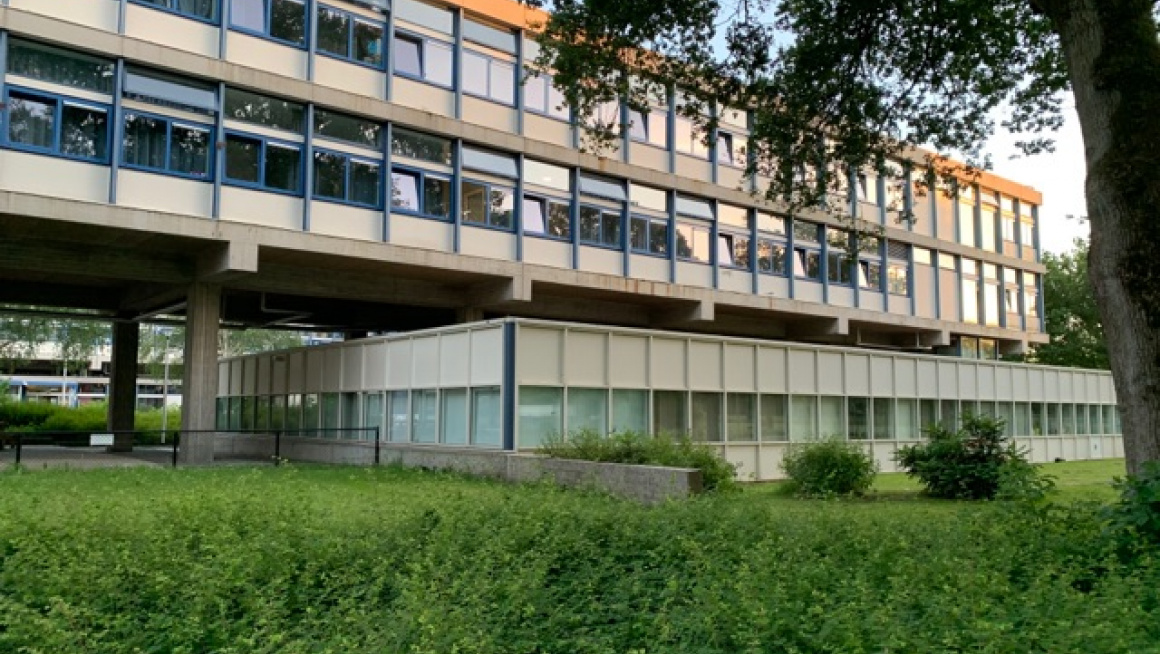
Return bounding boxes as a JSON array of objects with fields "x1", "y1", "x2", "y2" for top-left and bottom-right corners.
[{"x1": 0, "y1": 460, "x2": 1154, "y2": 653}]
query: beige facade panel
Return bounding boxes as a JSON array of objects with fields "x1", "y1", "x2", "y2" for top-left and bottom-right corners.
[
  {"x1": 315, "y1": 56, "x2": 386, "y2": 101},
  {"x1": 830, "y1": 286, "x2": 855, "y2": 308},
  {"x1": 12, "y1": 0, "x2": 118, "y2": 32},
  {"x1": 228, "y1": 32, "x2": 308, "y2": 79},
  {"x1": 608, "y1": 334, "x2": 649, "y2": 388},
  {"x1": 411, "y1": 336, "x2": 441, "y2": 387},
  {"x1": 0, "y1": 153, "x2": 109, "y2": 204},
  {"x1": 845, "y1": 354, "x2": 871, "y2": 396},
  {"x1": 118, "y1": 170, "x2": 214, "y2": 218},
  {"x1": 649, "y1": 337, "x2": 687, "y2": 389},
  {"x1": 221, "y1": 187, "x2": 303, "y2": 231},
  {"x1": 125, "y1": 4, "x2": 218, "y2": 58},
  {"x1": 312, "y1": 203, "x2": 383, "y2": 242}
]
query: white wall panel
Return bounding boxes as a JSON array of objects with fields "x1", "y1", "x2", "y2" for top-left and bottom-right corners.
[
  {"x1": 726, "y1": 445, "x2": 758, "y2": 481},
  {"x1": 829, "y1": 286, "x2": 855, "y2": 307},
  {"x1": 1012, "y1": 366, "x2": 1030, "y2": 401},
  {"x1": 758, "y1": 275, "x2": 791, "y2": 298},
  {"x1": 468, "y1": 328, "x2": 504, "y2": 386},
  {"x1": 119, "y1": 170, "x2": 214, "y2": 217},
  {"x1": 288, "y1": 351, "x2": 307, "y2": 393},
  {"x1": 13, "y1": 0, "x2": 118, "y2": 31},
  {"x1": 227, "y1": 33, "x2": 308, "y2": 79},
  {"x1": 564, "y1": 330, "x2": 608, "y2": 386},
  {"x1": 870, "y1": 357, "x2": 894, "y2": 397},
  {"x1": 651, "y1": 338, "x2": 688, "y2": 389},
  {"x1": 894, "y1": 358, "x2": 918, "y2": 397},
  {"x1": 221, "y1": 187, "x2": 302, "y2": 231},
  {"x1": 788, "y1": 350, "x2": 817, "y2": 394},
  {"x1": 1060, "y1": 372, "x2": 1075, "y2": 402},
  {"x1": 578, "y1": 246, "x2": 622, "y2": 276},
  {"x1": 977, "y1": 364, "x2": 996, "y2": 400},
  {"x1": 631, "y1": 255, "x2": 669, "y2": 283},
  {"x1": 817, "y1": 352, "x2": 844, "y2": 395},
  {"x1": 312, "y1": 203, "x2": 382, "y2": 242},
  {"x1": 463, "y1": 96, "x2": 518, "y2": 133},
  {"x1": 845, "y1": 355, "x2": 870, "y2": 396},
  {"x1": 517, "y1": 327, "x2": 563, "y2": 384},
  {"x1": 323, "y1": 348, "x2": 343, "y2": 389},
  {"x1": 387, "y1": 340, "x2": 413, "y2": 388},
  {"x1": 688, "y1": 341, "x2": 722, "y2": 391},
  {"x1": 390, "y1": 214, "x2": 454, "y2": 252},
  {"x1": 524, "y1": 238, "x2": 572, "y2": 269},
  {"x1": 315, "y1": 56, "x2": 386, "y2": 99},
  {"x1": 916, "y1": 360, "x2": 938, "y2": 398},
  {"x1": 126, "y1": 4, "x2": 218, "y2": 56},
  {"x1": 757, "y1": 347, "x2": 788, "y2": 393},
  {"x1": 718, "y1": 270, "x2": 752, "y2": 294},
  {"x1": 439, "y1": 332, "x2": 471, "y2": 387},
  {"x1": 391, "y1": 77, "x2": 454, "y2": 116},
  {"x1": 218, "y1": 362, "x2": 231, "y2": 396},
  {"x1": 257, "y1": 356, "x2": 272, "y2": 395},
  {"x1": 958, "y1": 364, "x2": 978, "y2": 400},
  {"x1": 1029, "y1": 368, "x2": 1046, "y2": 401},
  {"x1": 724, "y1": 344, "x2": 757, "y2": 392},
  {"x1": 341, "y1": 345, "x2": 364, "y2": 391},
  {"x1": 795, "y1": 281, "x2": 824, "y2": 304},
  {"x1": 937, "y1": 361, "x2": 958, "y2": 397},
  {"x1": 0, "y1": 152, "x2": 109, "y2": 203},
  {"x1": 411, "y1": 336, "x2": 440, "y2": 387},
  {"x1": 676, "y1": 262, "x2": 713, "y2": 288},
  {"x1": 524, "y1": 114, "x2": 572, "y2": 148},
  {"x1": 242, "y1": 357, "x2": 257, "y2": 395},
  {"x1": 271, "y1": 354, "x2": 288, "y2": 395},
  {"x1": 610, "y1": 334, "x2": 649, "y2": 387},
  {"x1": 304, "y1": 349, "x2": 324, "y2": 393},
  {"x1": 364, "y1": 342, "x2": 388, "y2": 389}
]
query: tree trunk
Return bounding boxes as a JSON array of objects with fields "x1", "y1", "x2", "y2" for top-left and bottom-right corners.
[{"x1": 1050, "y1": 0, "x2": 1160, "y2": 474}]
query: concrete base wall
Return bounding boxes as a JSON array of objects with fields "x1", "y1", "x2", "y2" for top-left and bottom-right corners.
[{"x1": 213, "y1": 435, "x2": 701, "y2": 503}]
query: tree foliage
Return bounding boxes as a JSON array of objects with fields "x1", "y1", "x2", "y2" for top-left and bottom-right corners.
[{"x1": 1036, "y1": 238, "x2": 1109, "y2": 369}]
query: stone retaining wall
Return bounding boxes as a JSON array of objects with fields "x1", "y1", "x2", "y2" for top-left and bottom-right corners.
[{"x1": 214, "y1": 434, "x2": 702, "y2": 504}]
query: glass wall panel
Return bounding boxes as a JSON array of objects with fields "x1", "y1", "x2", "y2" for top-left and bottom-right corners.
[
  {"x1": 471, "y1": 387, "x2": 502, "y2": 447},
  {"x1": 653, "y1": 391, "x2": 687, "y2": 435},
  {"x1": 691, "y1": 393, "x2": 723, "y2": 442},
  {"x1": 1013, "y1": 402, "x2": 1030, "y2": 437},
  {"x1": 302, "y1": 393, "x2": 320, "y2": 432},
  {"x1": 8, "y1": 39, "x2": 115, "y2": 94},
  {"x1": 341, "y1": 392, "x2": 360, "y2": 433},
  {"x1": 321, "y1": 393, "x2": 340, "y2": 434},
  {"x1": 895, "y1": 398, "x2": 919, "y2": 440},
  {"x1": 519, "y1": 386, "x2": 562, "y2": 447},
  {"x1": 1061, "y1": 403, "x2": 1075, "y2": 435},
  {"x1": 726, "y1": 394, "x2": 757, "y2": 442},
  {"x1": 790, "y1": 396, "x2": 818, "y2": 441},
  {"x1": 286, "y1": 394, "x2": 302, "y2": 431},
  {"x1": 363, "y1": 392, "x2": 384, "y2": 441},
  {"x1": 847, "y1": 397, "x2": 869, "y2": 440},
  {"x1": 1030, "y1": 403, "x2": 1044, "y2": 436},
  {"x1": 440, "y1": 388, "x2": 468, "y2": 445},
  {"x1": 873, "y1": 398, "x2": 893, "y2": 440},
  {"x1": 412, "y1": 389, "x2": 438, "y2": 443},
  {"x1": 1088, "y1": 405, "x2": 1102, "y2": 435},
  {"x1": 611, "y1": 389, "x2": 648, "y2": 434},
  {"x1": 568, "y1": 388, "x2": 608, "y2": 436},
  {"x1": 920, "y1": 399, "x2": 938, "y2": 433},
  {"x1": 1102, "y1": 405, "x2": 1115, "y2": 434},
  {"x1": 254, "y1": 396, "x2": 270, "y2": 431},
  {"x1": 996, "y1": 402, "x2": 1014, "y2": 437},
  {"x1": 939, "y1": 399, "x2": 958, "y2": 430},
  {"x1": 1046, "y1": 403, "x2": 1061, "y2": 436},
  {"x1": 760, "y1": 394, "x2": 788, "y2": 441},
  {"x1": 819, "y1": 396, "x2": 844, "y2": 439},
  {"x1": 388, "y1": 390, "x2": 410, "y2": 442}
]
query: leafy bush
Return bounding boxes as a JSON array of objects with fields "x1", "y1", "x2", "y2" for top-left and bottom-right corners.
[
  {"x1": 1103, "y1": 461, "x2": 1160, "y2": 555},
  {"x1": 540, "y1": 429, "x2": 738, "y2": 492},
  {"x1": 0, "y1": 401, "x2": 179, "y2": 444},
  {"x1": 897, "y1": 414, "x2": 1054, "y2": 500},
  {"x1": 780, "y1": 438, "x2": 878, "y2": 497},
  {"x1": 0, "y1": 400, "x2": 60, "y2": 430}
]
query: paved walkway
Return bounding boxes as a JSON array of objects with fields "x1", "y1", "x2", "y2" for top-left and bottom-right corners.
[{"x1": 0, "y1": 446, "x2": 175, "y2": 470}]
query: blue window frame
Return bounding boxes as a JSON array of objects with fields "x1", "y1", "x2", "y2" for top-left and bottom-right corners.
[
  {"x1": 131, "y1": 0, "x2": 220, "y2": 24},
  {"x1": 223, "y1": 131, "x2": 303, "y2": 194},
  {"x1": 230, "y1": 0, "x2": 307, "y2": 48},
  {"x1": 462, "y1": 49, "x2": 515, "y2": 106},
  {"x1": 523, "y1": 194, "x2": 571, "y2": 240},
  {"x1": 579, "y1": 205, "x2": 623, "y2": 249},
  {"x1": 524, "y1": 72, "x2": 569, "y2": 121},
  {"x1": 390, "y1": 165, "x2": 452, "y2": 220},
  {"x1": 2, "y1": 87, "x2": 110, "y2": 163},
  {"x1": 313, "y1": 149, "x2": 383, "y2": 208},
  {"x1": 630, "y1": 215, "x2": 669, "y2": 256},
  {"x1": 462, "y1": 179, "x2": 515, "y2": 230},
  {"x1": 316, "y1": 4, "x2": 385, "y2": 68},
  {"x1": 122, "y1": 112, "x2": 212, "y2": 179},
  {"x1": 393, "y1": 31, "x2": 454, "y2": 88}
]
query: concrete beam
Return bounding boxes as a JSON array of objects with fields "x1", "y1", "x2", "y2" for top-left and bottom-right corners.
[
  {"x1": 788, "y1": 316, "x2": 849, "y2": 341},
  {"x1": 0, "y1": 240, "x2": 192, "y2": 284},
  {"x1": 468, "y1": 275, "x2": 533, "y2": 307},
  {"x1": 233, "y1": 264, "x2": 466, "y2": 307},
  {"x1": 919, "y1": 330, "x2": 952, "y2": 348},
  {"x1": 120, "y1": 284, "x2": 188, "y2": 318},
  {"x1": 650, "y1": 300, "x2": 715, "y2": 327},
  {"x1": 197, "y1": 241, "x2": 259, "y2": 283}
]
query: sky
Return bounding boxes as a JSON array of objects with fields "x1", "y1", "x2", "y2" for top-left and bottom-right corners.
[{"x1": 981, "y1": 96, "x2": 1089, "y2": 255}]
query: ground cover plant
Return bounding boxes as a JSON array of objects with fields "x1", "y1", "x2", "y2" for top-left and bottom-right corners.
[
  {"x1": 540, "y1": 429, "x2": 738, "y2": 492},
  {"x1": 0, "y1": 461, "x2": 1156, "y2": 653}
]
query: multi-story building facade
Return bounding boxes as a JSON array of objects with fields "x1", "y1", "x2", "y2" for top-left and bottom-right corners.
[{"x1": 0, "y1": 0, "x2": 1112, "y2": 471}]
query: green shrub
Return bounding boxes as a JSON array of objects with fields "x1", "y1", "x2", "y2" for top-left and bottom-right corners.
[
  {"x1": 540, "y1": 429, "x2": 738, "y2": 492},
  {"x1": 1103, "y1": 461, "x2": 1160, "y2": 555},
  {"x1": 780, "y1": 438, "x2": 878, "y2": 497},
  {"x1": 897, "y1": 414, "x2": 1054, "y2": 500},
  {"x1": 0, "y1": 400, "x2": 61, "y2": 430}
]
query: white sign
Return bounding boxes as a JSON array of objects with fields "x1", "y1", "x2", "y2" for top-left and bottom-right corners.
[{"x1": 90, "y1": 433, "x2": 115, "y2": 447}]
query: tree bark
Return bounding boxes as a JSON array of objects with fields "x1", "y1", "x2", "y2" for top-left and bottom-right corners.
[{"x1": 1049, "y1": 0, "x2": 1160, "y2": 474}]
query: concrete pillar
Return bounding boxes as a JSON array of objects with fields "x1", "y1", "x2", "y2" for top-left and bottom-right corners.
[
  {"x1": 180, "y1": 283, "x2": 221, "y2": 465},
  {"x1": 107, "y1": 320, "x2": 138, "y2": 452}
]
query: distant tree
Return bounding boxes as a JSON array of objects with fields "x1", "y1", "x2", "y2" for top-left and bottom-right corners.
[
  {"x1": 0, "y1": 311, "x2": 52, "y2": 373},
  {"x1": 1035, "y1": 238, "x2": 1109, "y2": 369},
  {"x1": 219, "y1": 329, "x2": 306, "y2": 358}
]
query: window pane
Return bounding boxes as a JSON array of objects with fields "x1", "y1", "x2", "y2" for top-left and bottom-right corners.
[
  {"x1": 462, "y1": 51, "x2": 489, "y2": 97},
  {"x1": 224, "y1": 89, "x2": 304, "y2": 133},
  {"x1": 321, "y1": 393, "x2": 340, "y2": 432},
  {"x1": 848, "y1": 397, "x2": 869, "y2": 439},
  {"x1": 390, "y1": 170, "x2": 420, "y2": 211},
  {"x1": 547, "y1": 81, "x2": 568, "y2": 119},
  {"x1": 315, "y1": 109, "x2": 381, "y2": 149},
  {"x1": 462, "y1": 146, "x2": 518, "y2": 178},
  {"x1": 362, "y1": 393, "x2": 383, "y2": 440},
  {"x1": 270, "y1": 0, "x2": 307, "y2": 44},
  {"x1": 410, "y1": 389, "x2": 438, "y2": 443},
  {"x1": 462, "y1": 180, "x2": 488, "y2": 224},
  {"x1": 423, "y1": 176, "x2": 452, "y2": 218},
  {"x1": 313, "y1": 151, "x2": 346, "y2": 200},
  {"x1": 523, "y1": 197, "x2": 547, "y2": 234},
  {"x1": 760, "y1": 394, "x2": 788, "y2": 441},
  {"x1": 8, "y1": 39, "x2": 114, "y2": 94},
  {"x1": 567, "y1": 388, "x2": 607, "y2": 436},
  {"x1": 170, "y1": 124, "x2": 210, "y2": 176},
  {"x1": 122, "y1": 113, "x2": 167, "y2": 169},
  {"x1": 7, "y1": 93, "x2": 55, "y2": 149},
  {"x1": 490, "y1": 60, "x2": 515, "y2": 104},
  {"x1": 896, "y1": 399, "x2": 918, "y2": 440},
  {"x1": 350, "y1": 161, "x2": 381, "y2": 206},
  {"x1": 489, "y1": 187, "x2": 515, "y2": 229},
  {"x1": 691, "y1": 392, "x2": 722, "y2": 442},
  {"x1": 225, "y1": 134, "x2": 261, "y2": 183},
  {"x1": 578, "y1": 173, "x2": 627, "y2": 201},
  {"x1": 525, "y1": 73, "x2": 547, "y2": 112},
  {"x1": 630, "y1": 216, "x2": 648, "y2": 250},
  {"x1": 611, "y1": 389, "x2": 647, "y2": 434},
  {"x1": 790, "y1": 396, "x2": 818, "y2": 441},
  {"x1": 471, "y1": 387, "x2": 502, "y2": 447},
  {"x1": 820, "y1": 396, "x2": 844, "y2": 439},
  {"x1": 548, "y1": 202, "x2": 571, "y2": 238},
  {"x1": 265, "y1": 143, "x2": 302, "y2": 192},
  {"x1": 340, "y1": 392, "x2": 360, "y2": 433},
  {"x1": 727, "y1": 394, "x2": 756, "y2": 442},
  {"x1": 388, "y1": 390, "x2": 410, "y2": 442},
  {"x1": 518, "y1": 387, "x2": 562, "y2": 448},
  {"x1": 353, "y1": 20, "x2": 385, "y2": 66},
  {"x1": 391, "y1": 127, "x2": 452, "y2": 165},
  {"x1": 231, "y1": 0, "x2": 265, "y2": 31},
  {"x1": 61, "y1": 104, "x2": 108, "y2": 161},
  {"x1": 653, "y1": 391, "x2": 687, "y2": 435},
  {"x1": 649, "y1": 221, "x2": 669, "y2": 255},
  {"x1": 285, "y1": 394, "x2": 302, "y2": 431},
  {"x1": 125, "y1": 69, "x2": 217, "y2": 114},
  {"x1": 873, "y1": 398, "x2": 893, "y2": 440},
  {"x1": 579, "y1": 206, "x2": 602, "y2": 242},
  {"x1": 393, "y1": 35, "x2": 423, "y2": 77},
  {"x1": 524, "y1": 159, "x2": 571, "y2": 192},
  {"x1": 317, "y1": 7, "x2": 350, "y2": 57},
  {"x1": 440, "y1": 388, "x2": 468, "y2": 445},
  {"x1": 425, "y1": 41, "x2": 454, "y2": 86},
  {"x1": 601, "y1": 211, "x2": 621, "y2": 247}
]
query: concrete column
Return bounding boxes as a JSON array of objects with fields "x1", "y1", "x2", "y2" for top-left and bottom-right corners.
[
  {"x1": 107, "y1": 320, "x2": 139, "y2": 452},
  {"x1": 180, "y1": 283, "x2": 221, "y2": 464}
]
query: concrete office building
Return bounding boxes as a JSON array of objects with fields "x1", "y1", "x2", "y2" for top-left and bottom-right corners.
[{"x1": 0, "y1": 0, "x2": 1120, "y2": 469}]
